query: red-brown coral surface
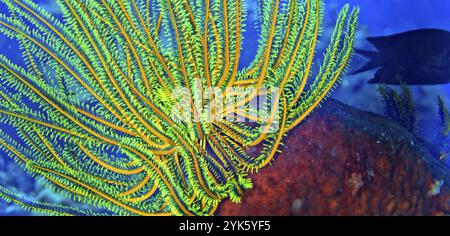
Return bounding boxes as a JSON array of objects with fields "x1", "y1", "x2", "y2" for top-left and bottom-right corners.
[{"x1": 218, "y1": 100, "x2": 450, "y2": 216}]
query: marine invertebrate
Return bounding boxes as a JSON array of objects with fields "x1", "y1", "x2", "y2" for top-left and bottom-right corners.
[
  {"x1": 378, "y1": 84, "x2": 416, "y2": 132},
  {"x1": 0, "y1": 0, "x2": 358, "y2": 215},
  {"x1": 437, "y1": 96, "x2": 450, "y2": 160},
  {"x1": 219, "y1": 100, "x2": 450, "y2": 216},
  {"x1": 438, "y1": 96, "x2": 450, "y2": 137}
]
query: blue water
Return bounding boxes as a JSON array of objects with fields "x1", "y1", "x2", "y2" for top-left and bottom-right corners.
[
  {"x1": 330, "y1": 0, "x2": 450, "y2": 151},
  {"x1": 0, "y1": 0, "x2": 450, "y2": 215},
  {"x1": 334, "y1": 0, "x2": 450, "y2": 34}
]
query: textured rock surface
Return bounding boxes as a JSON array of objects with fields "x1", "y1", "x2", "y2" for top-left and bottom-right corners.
[{"x1": 217, "y1": 99, "x2": 450, "y2": 216}]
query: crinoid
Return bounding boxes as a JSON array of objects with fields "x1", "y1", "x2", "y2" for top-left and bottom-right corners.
[{"x1": 0, "y1": 0, "x2": 358, "y2": 215}]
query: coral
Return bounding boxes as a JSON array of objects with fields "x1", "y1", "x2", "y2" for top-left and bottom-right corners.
[
  {"x1": 438, "y1": 96, "x2": 450, "y2": 137},
  {"x1": 378, "y1": 83, "x2": 416, "y2": 132},
  {"x1": 378, "y1": 85, "x2": 450, "y2": 162},
  {"x1": 218, "y1": 100, "x2": 450, "y2": 216},
  {"x1": 437, "y1": 96, "x2": 450, "y2": 162},
  {"x1": 0, "y1": 0, "x2": 358, "y2": 215}
]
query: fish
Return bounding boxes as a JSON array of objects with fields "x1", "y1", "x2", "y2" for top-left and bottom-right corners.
[{"x1": 352, "y1": 29, "x2": 450, "y2": 85}]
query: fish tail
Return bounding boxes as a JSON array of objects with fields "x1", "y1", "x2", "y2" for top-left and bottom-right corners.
[
  {"x1": 355, "y1": 49, "x2": 379, "y2": 59},
  {"x1": 350, "y1": 49, "x2": 381, "y2": 75}
]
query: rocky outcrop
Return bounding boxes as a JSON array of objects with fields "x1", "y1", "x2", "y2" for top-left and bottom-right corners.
[{"x1": 218, "y1": 99, "x2": 450, "y2": 216}]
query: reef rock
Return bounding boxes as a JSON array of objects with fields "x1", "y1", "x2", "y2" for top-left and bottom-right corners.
[{"x1": 217, "y1": 99, "x2": 450, "y2": 216}]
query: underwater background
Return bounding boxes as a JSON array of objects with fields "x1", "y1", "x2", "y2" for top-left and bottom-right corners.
[{"x1": 0, "y1": 0, "x2": 450, "y2": 215}]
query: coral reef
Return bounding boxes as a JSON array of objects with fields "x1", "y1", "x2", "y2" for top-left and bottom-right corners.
[
  {"x1": 378, "y1": 83, "x2": 416, "y2": 132},
  {"x1": 218, "y1": 99, "x2": 450, "y2": 216},
  {"x1": 0, "y1": 0, "x2": 358, "y2": 215},
  {"x1": 438, "y1": 96, "x2": 450, "y2": 137}
]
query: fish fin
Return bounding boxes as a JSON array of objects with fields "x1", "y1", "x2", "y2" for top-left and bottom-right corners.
[
  {"x1": 367, "y1": 36, "x2": 393, "y2": 50},
  {"x1": 350, "y1": 49, "x2": 382, "y2": 75},
  {"x1": 350, "y1": 64, "x2": 378, "y2": 75},
  {"x1": 368, "y1": 69, "x2": 389, "y2": 84},
  {"x1": 355, "y1": 49, "x2": 379, "y2": 59},
  {"x1": 368, "y1": 77, "x2": 380, "y2": 84}
]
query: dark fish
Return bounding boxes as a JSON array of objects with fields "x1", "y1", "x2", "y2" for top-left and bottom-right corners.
[{"x1": 352, "y1": 29, "x2": 450, "y2": 85}]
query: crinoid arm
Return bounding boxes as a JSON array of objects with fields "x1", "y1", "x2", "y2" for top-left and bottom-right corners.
[{"x1": 0, "y1": 0, "x2": 358, "y2": 216}]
